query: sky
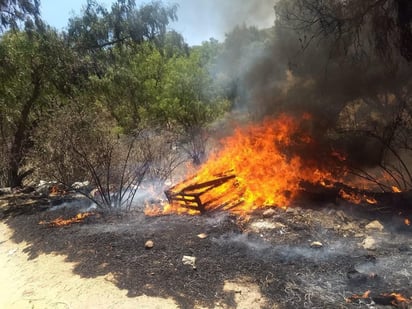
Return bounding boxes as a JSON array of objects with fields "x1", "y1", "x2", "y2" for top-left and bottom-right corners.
[{"x1": 40, "y1": 0, "x2": 275, "y2": 45}]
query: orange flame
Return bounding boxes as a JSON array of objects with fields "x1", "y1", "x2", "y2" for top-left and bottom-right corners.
[
  {"x1": 39, "y1": 212, "x2": 94, "y2": 227},
  {"x1": 392, "y1": 186, "x2": 402, "y2": 193},
  {"x1": 346, "y1": 290, "x2": 371, "y2": 303},
  {"x1": 338, "y1": 189, "x2": 377, "y2": 205},
  {"x1": 49, "y1": 184, "x2": 66, "y2": 196},
  {"x1": 381, "y1": 292, "x2": 412, "y2": 306},
  {"x1": 347, "y1": 291, "x2": 412, "y2": 306},
  {"x1": 405, "y1": 218, "x2": 411, "y2": 226},
  {"x1": 147, "y1": 115, "x2": 340, "y2": 215}
]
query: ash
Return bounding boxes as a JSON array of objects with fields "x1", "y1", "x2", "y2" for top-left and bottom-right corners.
[{"x1": 2, "y1": 193, "x2": 412, "y2": 309}]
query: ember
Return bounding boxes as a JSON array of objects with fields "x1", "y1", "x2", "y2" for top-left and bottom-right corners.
[
  {"x1": 39, "y1": 212, "x2": 94, "y2": 227},
  {"x1": 49, "y1": 184, "x2": 66, "y2": 196},
  {"x1": 347, "y1": 291, "x2": 412, "y2": 307},
  {"x1": 346, "y1": 290, "x2": 371, "y2": 302},
  {"x1": 338, "y1": 189, "x2": 377, "y2": 205}
]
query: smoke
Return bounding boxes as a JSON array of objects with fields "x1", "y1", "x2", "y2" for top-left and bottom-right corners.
[
  {"x1": 213, "y1": 232, "x2": 356, "y2": 262},
  {"x1": 206, "y1": 0, "x2": 412, "y2": 181},
  {"x1": 167, "y1": 0, "x2": 275, "y2": 44}
]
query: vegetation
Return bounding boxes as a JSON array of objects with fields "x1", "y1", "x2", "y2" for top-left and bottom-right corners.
[{"x1": 0, "y1": 0, "x2": 230, "y2": 210}]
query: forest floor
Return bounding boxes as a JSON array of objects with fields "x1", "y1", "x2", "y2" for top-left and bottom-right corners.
[{"x1": 0, "y1": 190, "x2": 411, "y2": 309}]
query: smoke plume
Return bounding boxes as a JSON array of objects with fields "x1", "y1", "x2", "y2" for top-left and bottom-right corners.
[{"x1": 211, "y1": 0, "x2": 412, "y2": 184}]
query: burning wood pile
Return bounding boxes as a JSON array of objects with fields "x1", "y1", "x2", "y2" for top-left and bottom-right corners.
[
  {"x1": 146, "y1": 114, "x2": 399, "y2": 216},
  {"x1": 164, "y1": 173, "x2": 241, "y2": 214}
]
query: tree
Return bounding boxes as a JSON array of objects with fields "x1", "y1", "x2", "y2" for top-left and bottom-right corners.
[
  {"x1": 160, "y1": 49, "x2": 230, "y2": 164},
  {"x1": 0, "y1": 0, "x2": 40, "y2": 31},
  {"x1": 67, "y1": 0, "x2": 177, "y2": 50},
  {"x1": 92, "y1": 42, "x2": 166, "y2": 132},
  {"x1": 34, "y1": 102, "x2": 154, "y2": 211},
  {"x1": 275, "y1": 0, "x2": 412, "y2": 61},
  {"x1": 0, "y1": 28, "x2": 89, "y2": 187}
]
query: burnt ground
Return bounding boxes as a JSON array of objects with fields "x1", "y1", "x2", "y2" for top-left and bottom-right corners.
[{"x1": 0, "y1": 190, "x2": 412, "y2": 309}]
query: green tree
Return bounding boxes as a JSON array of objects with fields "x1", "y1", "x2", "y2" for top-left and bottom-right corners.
[
  {"x1": 92, "y1": 42, "x2": 166, "y2": 132},
  {"x1": 67, "y1": 0, "x2": 177, "y2": 50},
  {"x1": 0, "y1": 0, "x2": 40, "y2": 31},
  {"x1": 0, "y1": 28, "x2": 88, "y2": 187},
  {"x1": 160, "y1": 49, "x2": 230, "y2": 164}
]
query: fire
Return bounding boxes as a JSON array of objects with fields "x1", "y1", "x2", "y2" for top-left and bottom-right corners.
[
  {"x1": 146, "y1": 114, "x2": 340, "y2": 215},
  {"x1": 347, "y1": 291, "x2": 412, "y2": 306},
  {"x1": 392, "y1": 186, "x2": 402, "y2": 193},
  {"x1": 381, "y1": 292, "x2": 412, "y2": 306},
  {"x1": 405, "y1": 218, "x2": 411, "y2": 226},
  {"x1": 39, "y1": 212, "x2": 94, "y2": 227},
  {"x1": 49, "y1": 184, "x2": 66, "y2": 196},
  {"x1": 338, "y1": 189, "x2": 378, "y2": 205},
  {"x1": 346, "y1": 290, "x2": 371, "y2": 303}
]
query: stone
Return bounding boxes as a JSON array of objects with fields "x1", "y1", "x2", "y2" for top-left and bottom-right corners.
[
  {"x1": 182, "y1": 255, "x2": 196, "y2": 269},
  {"x1": 0, "y1": 187, "x2": 12, "y2": 195},
  {"x1": 365, "y1": 220, "x2": 384, "y2": 231},
  {"x1": 310, "y1": 241, "x2": 323, "y2": 248},
  {"x1": 197, "y1": 233, "x2": 208, "y2": 239},
  {"x1": 71, "y1": 181, "x2": 90, "y2": 190},
  {"x1": 249, "y1": 221, "x2": 285, "y2": 232},
  {"x1": 362, "y1": 236, "x2": 377, "y2": 250},
  {"x1": 262, "y1": 208, "x2": 276, "y2": 218},
  {"x1": 145, "y1": 240, "x2": 154, "y2": 249},
  {"x1": 340, "y1": 222, "x2": 357, "y2": 231}
]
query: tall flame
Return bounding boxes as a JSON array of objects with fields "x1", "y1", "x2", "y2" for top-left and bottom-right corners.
[{"x1": 146, "y1": 114, "x2": 340, "y2": 215}]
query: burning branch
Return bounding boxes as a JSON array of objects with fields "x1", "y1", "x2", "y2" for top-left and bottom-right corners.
[
  {"x1": 164, "y1": 173, "x2": 239, "y2": 213},
  {"x1": 39, "y1": 212, "x2": 95, "y2": 227},
  {"x1": 347, "y1": 291, "x2": 412, "y2": 307}
]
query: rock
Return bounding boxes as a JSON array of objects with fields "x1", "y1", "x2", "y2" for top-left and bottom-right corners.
[
  {"x1": 365, "y1": 220, "x2": 384, "y2": 231},
  {"x1": 354, "y1": 233, "x2": 365, "y2": 238},
  {"x1": 0, "y1": 187, "x2": 12, "y2": 195},
  {"x1": 336, "y1": 210, "x2": 349, "y2": 222},
  {"x1": 197, "y1": 233, "x2": 208, "y2": 239},
  {"x1": 340, "y1": 222, "x2": 357, "y2": 231},
  {"x1": 310, "y1": 241, "x2": 323, "y2": 248},
  {"x1": 145, "y1": 240, "x2": 154, "y2": 249},
  {"x1": 285, "y1": 206, "x2": 301, "y2": 214},
  {"x1": 262, "y1": 208, "x2": 276, "y2": 218},
  {"x1": 362, "y1": 236, "x2": 377, "y2": 250},
  {"x1": 182, "y1": 255, "x2": 196, "y2": 269},
  {"x1": 71, "y1": 181, "x2": 90, "y2": 190},
  {"x1": 35, "y1": 180, "x2": 57, "y2": 196},
  {"x1": 249, "y1": 221, "x2": 285, "y2": 232}
]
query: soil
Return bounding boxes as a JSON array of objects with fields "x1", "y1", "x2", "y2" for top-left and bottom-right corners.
[{"x1": 0, "y1": 190, "x2": 411, "y2": 309}]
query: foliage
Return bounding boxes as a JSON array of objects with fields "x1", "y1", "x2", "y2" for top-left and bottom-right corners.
[
  {"x1": 33, "y1": 102, "x2": 153, "y2": 211},
  {"x1": 0, "y1": 0, "x2": 40, "y2": 31},
  {"x1": 0, "y1": 28, "x2": 88, "y2": 187},
  {"x1": 158, "y1": 48, "x2": 230, "y2": 164},
  {"x1": 92, "y1": 42, "x2": 165, "y2": 132},
  {"x1": 67, "y1": 0, "x2": 177, "y2": 50},
  {"x1": 0, "y1": 0, "x2": 231, "y2": 196}
]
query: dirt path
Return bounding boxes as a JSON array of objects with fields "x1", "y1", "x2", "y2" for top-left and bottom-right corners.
[
  {"x1": 0, "y1": 221, "x2": 267, "y2": 309},
  {"x1": 0, "y1": 222, "x2": 181, "y2": 309}
]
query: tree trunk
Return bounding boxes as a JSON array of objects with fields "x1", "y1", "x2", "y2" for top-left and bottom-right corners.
[{"x1": 6, "y1": 73, "x2": 41, "y2": 188}]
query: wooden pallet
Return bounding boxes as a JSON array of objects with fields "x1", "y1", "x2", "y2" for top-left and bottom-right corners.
[{"x1": 165, "y1": 174, "x2": 240, "y2": 213}]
